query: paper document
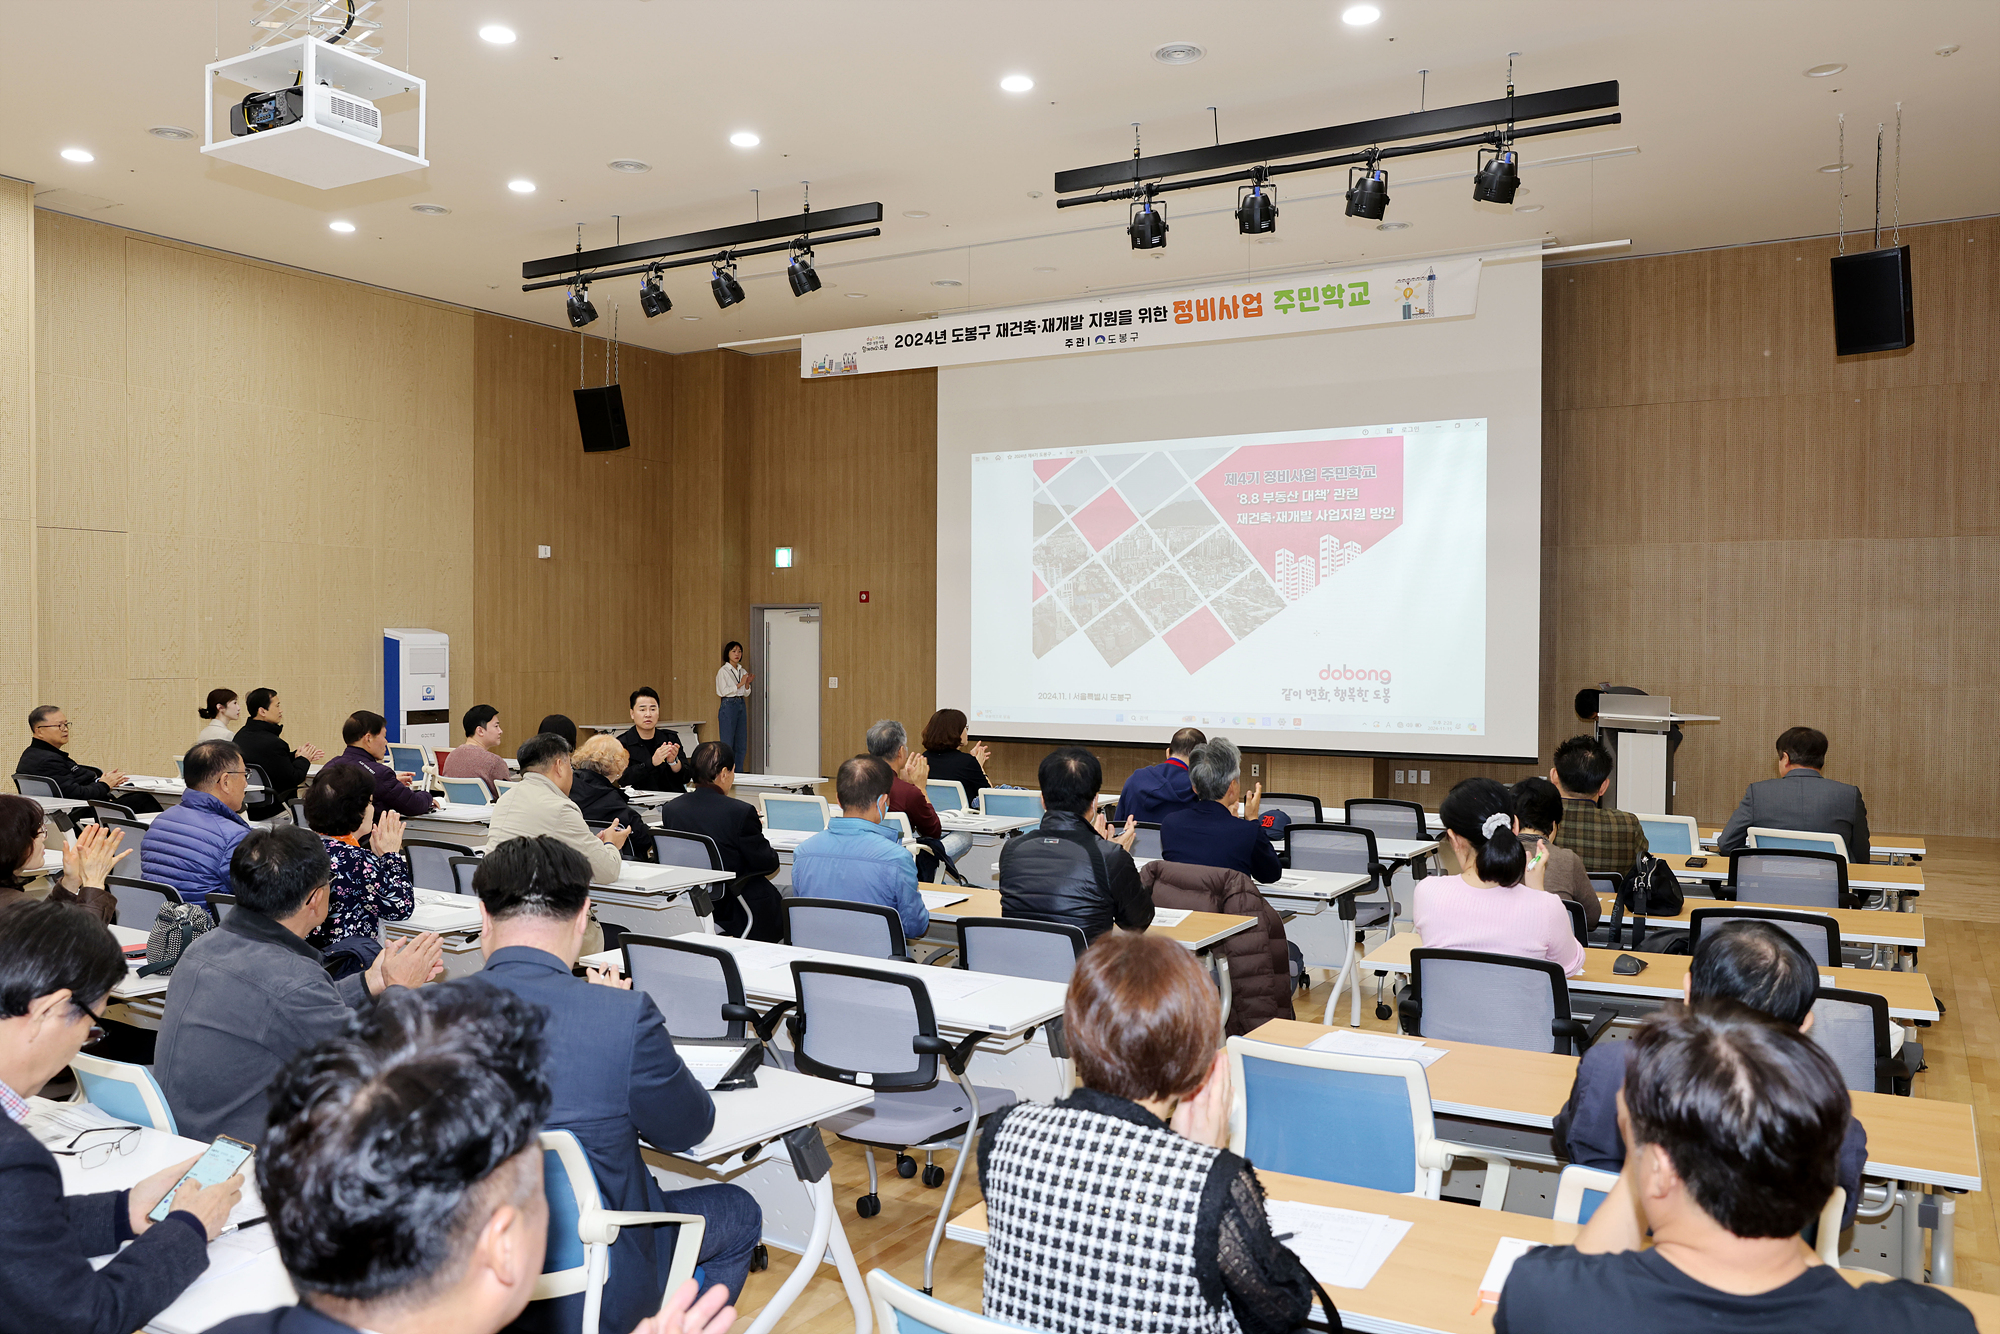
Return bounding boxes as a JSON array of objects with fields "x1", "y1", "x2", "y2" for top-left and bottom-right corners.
[
  {"x1": 24, "y1": 1098, "x2": 134, "y2": 1148},
  {"x1": 919, "y1": 889, "x2": 969, "y2": 910},
  {"x1": 1265, "y1": 1200, "x2": 1412, "y2": 1290},
  {"x1": 1306, "y1": 1029, "x2": 1448, "y2": 1067},
  {"x1": 674, "y1": 1042, "x2": 759, "y2": 1091},
  {"x1": 1478, "y1": 1237, "x2": 1543, "y2": 1303},
  {"x1": 1150, "y1": 907, "x2": 1193, "y2": 927},
  {"x1": 726, "y1": 943, "x2": 815, "y2": 973},
  {"x1": 914, "y1": 969, "x2": 1001, "y2": 1001}
]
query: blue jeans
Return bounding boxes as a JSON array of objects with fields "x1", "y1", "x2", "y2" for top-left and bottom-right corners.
[
  {"x1": 661, "y1": 1180, "x2": 763, "y2": 1302},
  {"x1": 719, "y1": 696, "x2": 749, "y2": 769}
]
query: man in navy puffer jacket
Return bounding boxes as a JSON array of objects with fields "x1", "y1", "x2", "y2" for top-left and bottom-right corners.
[{"x1": 140, "y1": 740, "x2": 254, "y2": 908}]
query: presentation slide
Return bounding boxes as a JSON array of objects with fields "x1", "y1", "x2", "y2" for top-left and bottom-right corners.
[{"x1": 968, "y1": 420, "x2": 1487, "y2": 741}]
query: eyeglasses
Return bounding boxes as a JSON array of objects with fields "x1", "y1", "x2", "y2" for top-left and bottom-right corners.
[
  {"x1": 53, "y1": 1125, "x2": 141, "y2": 1169},
  {"x1": 222, "y1": 770, "x2": 247, "y2": 783},
  {"x1": 35, "y1": 721, "x2": 71, "y2": 732},
  {"x1": 80, "y1": 1001, "x2": 107, "y2": 1045}
]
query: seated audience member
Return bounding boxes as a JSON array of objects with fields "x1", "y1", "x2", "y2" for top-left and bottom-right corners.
[
  {"x1": 920, "y1": 708, "x2": 993, "y2": 809},
  {"x1": 140, "y1": 739, "x2": 254, "y2": 908},
  {"x1": 1159, "y1": 736, "x2": 1279, "y2": 884},
  {"x1": 998, "y1": 747, "x2": 1150, "y2": 944},
  {"x1": 156, "y1": 827, "x2": 441, "y2": 1143},
  {"x1": 657, "y1": 743, "x2": 784, "y2": 942},
  {"x1": 979, "y1": 931, "x2": 1318, "y2": 1333},
  {"x1": 1412, "y1": 777, "x2": 1583, "y2": 976},
  {"x1": 1115, "y1": 727, "x2": 1206, "y2": 826},
  {"x1": 1555, "y1": 920, "x2": 1867, "y2": 1228},
  {"x1": 18, "y1": 705, "x2": 158, "y2": 811},
  {"x1": 864, "y1": 719, "x2": 952, "y2": 855},
  {"x1": 617, "y1": 687, "x2": 691, "y2": 793},
  {"x1": 471, "y1": 837, "x2": 763, "y2": 1329},
  {"x1": 1510, "y1": 775, "x2": 1601, "y2": 929},
  {"x1": 1718, "y1": 726, "x2": 1870, "y2": 865},
  {"x1": 792, "y1": 756, "x2": 928, "y2": 941},
  {"x1": 570, "y1": 735, "x2": 658, "y2": 862},
  {"x1": 1497, "y1": 1002, "x2": 1972, "y2": 1334},
  {"x1": 0, "y1": 899, "x2": 244, "y2": 1334},
  {"x1": 300, "y1": 765, "x2": 416, "y2": 949},
  {"x1": 1547, "y1": 734, "x2": 1648, "y2": 875},
  {"x1": 443, "y1": 703, "x2": 511, "y2": 791},
  {"x1": 0, "y1": 795, "x2": 120, "y2": 923},
  {"x1": 193, "y1": 688, "x2": 241, "y2": 744},
  {"x1": 485, "y1": 734, "x2": 628, "y2": 886},
  {"x1": 321, "y1": 710, "x2": 435, "y2": 818},
  {"x1": 223, "y1": 981, "x2": 737, "y2": 1334},
  {"x1": 536, "y1": 714, "x2": 579, "y2": 750},
  {"x1": 230, "y1": 688, "x2": 324, "y2": 821}
]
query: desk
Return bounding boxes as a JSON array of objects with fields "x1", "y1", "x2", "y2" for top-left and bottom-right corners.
[
  {"x1": 581, "y1": 719, "x2": 704, "y2": 744},
  {"x1": 1592, "y1": 893, "x2": 1926, "y2": 949},
  {"x1": 935, "y1": 810, "x2": 1039, "y2": 887},
  {"x1": 1662, "y1": 854, "x2": 1925, "y2": 907},
  {"x1": 1699, "y1": 825, "x2": 1927, "y2": 864},
  {"x1": 734, "y1": 773, "x2": 828, "y2": 796},
  {"x1": 1356, "y1": 933, "x2": 1939, "y2": 1022},
  {"x1": 920, "y1": 885, "x2": 1257, "y2": 953}
]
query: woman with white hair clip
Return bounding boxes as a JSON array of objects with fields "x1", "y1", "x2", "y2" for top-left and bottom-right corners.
[{"x1": 1413, "y1": 777, "x2": 1582, "y2": 974}]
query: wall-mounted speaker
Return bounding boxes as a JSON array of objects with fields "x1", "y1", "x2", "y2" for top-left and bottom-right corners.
[
  {"x1": 574, "y1": 384, "x2": 631, "y2": 452},
  {"x1": 1829, "y1": 245, "x2": 1914, "y2": 356}
]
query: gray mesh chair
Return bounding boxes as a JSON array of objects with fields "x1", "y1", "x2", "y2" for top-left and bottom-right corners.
[
  {"x1": 287, "y1": 799, "x2": 308, "y2": 828},
  {"x1": 784, "y1": 898, "x2": 909, "y2": 961},
  {"x1": 788, "y1": 960, "x2": 1018, "y2": 1294},
  {"x1": 954, "y1": 917, "x2": 1085, "y2": 984},
  {"x1": 1261, "y1": 793, "x2": 1323, "y2": 827},
  {"x1": 620, "y1": 935, "x2": 790, "y2": 1046},
  {"x1": 405, "y1": 839, "x2": 477, "y2": 893},
  {"x1": 1286, "y1": 822, "x2": 1397, "y2": 1024},
  {"x1": 206, "y1": 892, "x2": 236, "y2": 926},
  {"x1": 1130, "y1": 822, "x2": 1163, "y2": 861},
  {"x1": 1812, "y1": 986, "x2": 1923, "y2": 1095},
  {"x1": 88, "y1": 799, "x2": 139, "y2": 825},
  {"x1": 1344, "y1": 797, "x2": 1429, "y2": 842},
  {"x1": 648, "y1": 830, "x2": 726, "y2": 930},
  {"x1": 105, "y1": 875, "x2": 181, "y2": 931},
  {"x1": 448, "y1": 856, "x2": 482, "y2": 897},
  {"x1": 1400, "y1": 949, "x2": 1614, "y2": 1055},
  {"x1": 102, "y1": 816, "x2": 149, "y2": 861},
  {"x1": 1689, "y1": 907, "x2": 1840, "y2": 967},
  {"x1": 12, "y1": 774, "x2": 62, "y2": 800},
  {"x1": 1560, "y1": 898, "x2": 1589, "y2": 946},
  {"x1": 1727, "y1": 848, "x2": 1849, "y2": 909}
]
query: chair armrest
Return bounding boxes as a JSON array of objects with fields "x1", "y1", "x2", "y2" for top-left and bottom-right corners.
[
  {"x1": 720, "y1": 1002, "x2": 759, "y2": 1026},
  {"x1": 1432, "y1": 1141, "x2": 1513, "y2": 1212},
  {"x1": 1556, "y1": 1007, "x2": 1620, "y2": 1056},
  {"x1": 912, "y1": 1031, "x2": 987, "y2": 1076},
  {"x1": 753, "y1": 1000, "x2": 795, "y2": 1043},
  {"x1": 579, "y1": 1209, "x2": 706, "y2": 1246},
  {"x1": 1397, "y1": 994, "x2": 1422, "y2": 1036}
]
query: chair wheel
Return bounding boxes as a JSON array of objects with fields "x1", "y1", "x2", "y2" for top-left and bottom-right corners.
[
  {"x1": 922, "y1": 1163, "x2": 947, "y2": 1188},
  {"x1": 749, "y1": 1244, "x2": 769, "y2": 1272},
  {"x1": 1375, "y1": 1003, "x2": 1393, "y2": 1021},
  {"x1": 896, "y1": 1153, "x2": 918, "y2": 1178},
  {"x1": 856, "y1": 1193, "x2": 881, "y2": 1218}
]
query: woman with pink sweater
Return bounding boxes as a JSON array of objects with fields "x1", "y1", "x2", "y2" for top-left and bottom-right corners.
[{"x1": 1413, "y1": 777, "x2": 1585, "y2": 976}]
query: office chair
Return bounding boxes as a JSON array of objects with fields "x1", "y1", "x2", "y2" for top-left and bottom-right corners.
[
  {"x1": 784, "y1": 898, "x2": 910, "y2": 961},
  {"x1": 1400, "y1": 948, "x2": 1615, "y2": 1056}
]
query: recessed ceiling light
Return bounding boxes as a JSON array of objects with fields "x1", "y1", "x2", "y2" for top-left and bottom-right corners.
[
  {"x1": 932, "y1": 279, "x2": 963, "y2": 287},
  {"x1": 607, "y1": 159, "x2": 651, "y2": 173},
  {"x1": 60, "y1": 148, "x2": 94, "y2": 163},
  {"x1": 1034, "y1": 266, "x2": 1058, "y2": 272},
  {"x1": 507, "y1": 179, "x2": 535, "y2": 193},
  {"x1": 1513, "y1": 204, "x2": 1544, "y2": 213},
  {"x1": 410, "y1": 203, "x2": 452, "y2": 215},
  {"x1": 1152, "y1": 42, "x2": 1206, "y2": 64},
  {"x1": 1000, "y1": 74, "x2": 1035, "y2": 93},
  {"x1": 1804, "y1": 63, "x2": 1846, "y2": 77},
  {"x1": 147, "y1": 125, "x2": 195, "y2": 141},
  {"x1": 681, "y1": 315, "x2": 701, "y2": 321},
  {"x1": 1936, "y1": 44, "x2": 1959, "y2": 57},
  {"x1": 329, "y1": 220, "x2": 356, "y2": 232},
  {"x1": 729, "y1": 131, "x2": 760, "y2": 148},
  {"x1": 1342, "y1": 5, "x2": 1381, "y2": 25},
  {"x1": 1377, "y1": 220, "x2": 1411, "y2": 231},
  {"x1": 1027, "y1": 190, "x2": 1044, "y2": 200},
  {"x1": 846, "y1": 292, "x2": 867, "y2": 298},
  {"x1": 903, "y1": 210, "x2": 930, "y2": 218},
  {"x1": 479, "y1": 25, "x2": 516, "y2": 43},
  {"x1": 1818, "y1": 162, "x2": 1852, "y2": 173}
]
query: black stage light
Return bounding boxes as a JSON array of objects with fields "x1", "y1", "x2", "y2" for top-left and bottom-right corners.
[
  {"x1": 1128, "y1": 199, "x2": 1168, "y2": 249},
  {"x1": 1345, "y1": 162, "x2": 1390, "y2": 220},
  {"x1": 787, "y1": 246, "x2": 821, "y2": 297},
  {"x1": 710, "y1": 258, "x2": 745, "y2": 309},
  {"x1": 1236, "y1": 181, "x2": 1278, "y2": 234},
  {"x1": 566, "y1": 284, "x2": 598, "y2": 328},
  {"x1": 1472, "y1": 146, "x2": 1521, "y2": 203},
  {"x1": 638, "y1": 270, "x2": 672, "y2": 317}
]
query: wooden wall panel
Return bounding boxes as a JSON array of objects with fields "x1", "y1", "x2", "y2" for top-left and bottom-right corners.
[{"x1": 0, "y1": 179, "x2": 35, "y2": 736}]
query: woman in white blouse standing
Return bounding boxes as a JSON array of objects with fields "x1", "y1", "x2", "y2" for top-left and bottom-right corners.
[{"x1": 716, "y1": 640, "x2": 753, "y2": 768}]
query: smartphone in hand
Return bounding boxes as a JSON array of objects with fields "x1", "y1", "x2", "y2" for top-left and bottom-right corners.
[{"x1": 148, "y1": 1135, "x2": 254, "y2": 1223}]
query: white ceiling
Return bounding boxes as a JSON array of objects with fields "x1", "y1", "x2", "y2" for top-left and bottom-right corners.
[{"x1": 5, "y1": 0, "x2": 1996, "y2": 355}]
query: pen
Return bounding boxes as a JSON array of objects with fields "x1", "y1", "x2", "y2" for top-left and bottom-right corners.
[
  {"x1": 221, "y1": 1215, "x2": 267, "y2": 1235},
  {"x1": 1272, "y1": 1231, "x2": 1295, "y2": 1242}
]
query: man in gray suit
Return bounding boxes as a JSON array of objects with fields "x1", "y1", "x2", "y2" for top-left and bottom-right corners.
[{"x1": 1717, "y1": 727, "x2": 1870, "y2": 864}]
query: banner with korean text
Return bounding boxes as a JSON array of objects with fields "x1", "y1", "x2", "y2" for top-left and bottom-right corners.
[{"x1": 798, "y1": 255, "x2": 1483, "y2": 378}]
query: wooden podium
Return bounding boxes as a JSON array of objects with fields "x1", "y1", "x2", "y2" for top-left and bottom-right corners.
[{"x1": 1595, "y1": 695, "x2": 1719, "y2": 815}]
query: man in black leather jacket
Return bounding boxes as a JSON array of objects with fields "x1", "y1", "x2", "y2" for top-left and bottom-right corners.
[{"x1": 997, "y1": 747, "x2": 1152, "y2": 944}]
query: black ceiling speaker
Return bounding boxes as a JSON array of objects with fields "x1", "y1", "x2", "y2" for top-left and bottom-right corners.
[
  {"x1": 1829, "y1": 245, "x2": 1914, "y2": 355},
  {"x1": 574, "y1": 384, "x2": 630, "y2": 453}
]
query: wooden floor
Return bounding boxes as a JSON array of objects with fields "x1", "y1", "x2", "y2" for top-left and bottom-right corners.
[{"x1": 729, "y1": 836, "x2": 2000, "y2": 1330}]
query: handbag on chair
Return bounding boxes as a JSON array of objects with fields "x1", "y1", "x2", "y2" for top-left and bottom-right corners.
[{"x1": 141, "y1": 902, "x2": 216, "y2": 977}]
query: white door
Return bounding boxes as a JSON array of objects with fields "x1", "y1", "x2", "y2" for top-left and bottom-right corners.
[{"x1": 757, "y1": 607, "x2": 821, "y2": 777}]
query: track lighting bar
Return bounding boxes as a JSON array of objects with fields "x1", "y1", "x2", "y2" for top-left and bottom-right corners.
[
  {"x1": 519, "y1": 228, "x2": 881, "y2": 293},
  {"x1": 521, "y1": 203, "x2": 883, "y2": 282},
  {"x1": 1053, "y1": 81, "x2": 1617, "y2": 194}
]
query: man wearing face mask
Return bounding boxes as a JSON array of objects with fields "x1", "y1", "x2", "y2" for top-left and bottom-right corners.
[{"x1": 789, "y1": 755, "x2": 928, "y2": 942}]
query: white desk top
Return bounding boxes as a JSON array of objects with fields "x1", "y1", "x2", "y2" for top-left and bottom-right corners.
[
  {"x1": 938, "y1": 811, "x2": 1039, "y2": 835},
  {"x1": 669, "y1": 1065, "x2": 874, "y2": 1162},
  {"x1": 400, "y1": 889, "x2": 483, "y2": 934},
  {"x1": 594, "y1": 863, "x2": 733, "y2": 895},
  {"x1": 1374, "y1": 837, "x2": 1439, "y2": 861},
  {"x1": 1260, "y1": 869, "x2": 1374, "y2": 902},
  {"x1": 30, "y1": 795, "x2": 94, "y2": 813},
  {"x1": 584, "y1": 934, "x2": 1066, "y2": 1037},
  {"x1": 733, "y1": 773, "x2": 828, "y2": 790},
  {"x1": 108, "y1": 924, "x2": 169, "y2": 999},
  {"x1": 406, "y1": 801, "x2": 494, "y2": 824}
]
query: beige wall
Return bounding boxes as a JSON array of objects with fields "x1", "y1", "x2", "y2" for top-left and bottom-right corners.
[
  {"x1": 29, "y1": 210, "x2": 474, "y2": 777},
  {"x1": 0, "y1": 182, "x2": 35, "y2": 744}
]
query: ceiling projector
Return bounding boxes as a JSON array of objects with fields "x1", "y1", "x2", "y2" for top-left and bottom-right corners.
[{"x1": 230, "y1": 84, "x2": 381, "y2": 143}]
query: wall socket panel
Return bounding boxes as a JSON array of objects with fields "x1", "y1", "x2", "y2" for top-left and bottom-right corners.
[
  {"x1": 1394, "y1": 769, "x2": 1407, "y2": 784},
  {"x1": 1250, "y1": 763, "x2": 1260, "y2": 777},
  {"x1": 1420, "y1": 770, "x2": 1431, "y2": 784}
]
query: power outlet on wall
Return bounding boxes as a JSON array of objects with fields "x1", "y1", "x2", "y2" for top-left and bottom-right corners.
[
  {"x1": 827, "y1": 677, "x2": 838, "y2": 689},
  {"x1": 1249, "y1": 763, "x2": 1260, "y2": 778},
  {"x1": 1419, "y1": 770, "x2": 1431, "y2": 784},
  {"x1": 1393, "y1": 769, "x2": 1406, "y2": 785}
]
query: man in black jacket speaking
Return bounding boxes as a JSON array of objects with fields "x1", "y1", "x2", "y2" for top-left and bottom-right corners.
[
  {"x1": 998, "y1": 747, "x2": 1151, "y2": 944},
  {"x1": 230, "y1": 689, "x2": 326, "y2": 821}
]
